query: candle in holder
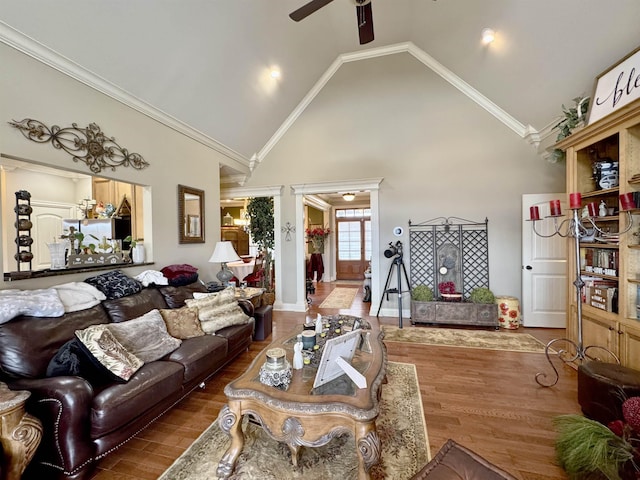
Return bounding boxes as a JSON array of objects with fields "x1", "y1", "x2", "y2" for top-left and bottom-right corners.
[
  {"x1": 569, "y1": 192, "x2": 582, "y2": 209},
  {"x1": 587, "y1": 202, "x2": 598, "y2": 217},
  {"x1": 549, "y1": 199, "x2": 562, "y2": 216},
  {"x1": 529, "y1": 206, "x2": 540, "y2": 221},
  {"x1": 620, "y1": 192, "x2": 636, "y2": 211}
]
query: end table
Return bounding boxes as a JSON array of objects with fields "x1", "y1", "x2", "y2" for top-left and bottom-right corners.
[{"x1": 0, "y1": 383, "x2": 42, "y2": 480}]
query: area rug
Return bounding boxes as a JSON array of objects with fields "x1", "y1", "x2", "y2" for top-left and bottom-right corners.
[
  {"x1": 319, "y1": 287, "x2": 359, "y2": 309},
  {"x1": 158, "y1": 362, "x2": 429, "y2": 480},
  {"x1": 382, "y1": 325, "x2": 549, "y2": 353}
]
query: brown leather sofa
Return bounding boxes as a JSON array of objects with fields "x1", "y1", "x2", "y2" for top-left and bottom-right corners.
[{"x1": 0, "y1": 281, "x2": 254, "y2": 480}]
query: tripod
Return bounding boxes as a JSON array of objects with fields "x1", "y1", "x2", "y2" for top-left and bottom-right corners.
[{"x1": 376, "y1": 252, "x2": 411, "y2": 328}]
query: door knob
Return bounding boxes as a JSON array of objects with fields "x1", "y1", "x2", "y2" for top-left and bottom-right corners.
[{"x1": 525, "y1": 265, "x2": 533, "y2": 270}]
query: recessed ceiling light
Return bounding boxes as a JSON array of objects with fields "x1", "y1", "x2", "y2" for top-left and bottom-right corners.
[
  {"x1": 481, "y1": 28, "x2": 495, "y2": 45},
  {"x1": 270, "y1": 68, "x2": 281, "y2": 79}
]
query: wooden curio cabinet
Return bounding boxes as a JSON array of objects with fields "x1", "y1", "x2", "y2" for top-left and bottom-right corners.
[{"x1": 558, "y1": 98, "x2": 640, "y2": 369}]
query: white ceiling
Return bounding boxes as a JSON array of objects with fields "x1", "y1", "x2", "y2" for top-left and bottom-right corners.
[{"x1": 2, "y1": 0, "x2": 640, "y2": 176}]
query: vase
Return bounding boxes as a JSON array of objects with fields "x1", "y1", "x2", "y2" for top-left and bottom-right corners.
[
  {"x1": 132, "y1": 243, "x2": 146, "y2": 263},
  {"x1": 47, "y1": 242, "x2": 67, "y2": 270}
]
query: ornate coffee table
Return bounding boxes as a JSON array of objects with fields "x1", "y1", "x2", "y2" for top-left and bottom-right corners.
[{"x1": 216, "y1": 316, "x2": 387, "y2": 480}]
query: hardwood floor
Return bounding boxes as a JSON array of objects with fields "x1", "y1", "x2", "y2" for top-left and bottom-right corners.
[{"x1": 90, "y1": 281, "x2": 579, "y2": 479}]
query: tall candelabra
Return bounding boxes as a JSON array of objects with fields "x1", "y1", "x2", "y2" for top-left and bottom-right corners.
[{"x1": 531, "y1": 192, "x2": 635, "y2": 387}]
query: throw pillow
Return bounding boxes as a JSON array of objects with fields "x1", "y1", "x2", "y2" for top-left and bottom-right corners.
[
  {"x1": 161, "y1": 264, "x2": 199, "y2": 287},
  {"x1": 46, "y1": 338, "x2": 115, "y2": 386},
  {"x1": 0, "y1": 288, "x2": 65, "y2": 324},
  {"x1": 51, "y1": 282, "x2": 107, "y2": 313},
  {"x1": 159, "y1": 307, "x2": 206, "y2": 339},
  {"x1": 106, "y1": 309, "x2": 182, "y2": 362},
  {"x1": 75, "y1": 325, "x2": 143, "y2": 382},
  {"x1": 185, "y1": 287, "x2": 250, "y2": 334},
  {"x1": 84, "y1": 270, "x2": 143, "y2": 300}
]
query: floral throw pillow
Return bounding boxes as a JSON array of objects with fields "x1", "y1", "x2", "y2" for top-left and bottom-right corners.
[
  {"x1": 75, "y1": 325, "x2": 143, "y2": 382},
  {"x1": 84, "y1": 270, "x2": 143, "y2": 300}
]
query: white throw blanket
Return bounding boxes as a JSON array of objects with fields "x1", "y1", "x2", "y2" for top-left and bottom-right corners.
[
  {"x1": 0, "y1": 288, "x2": 65, "y2": 324},
  {"x1": 135, "y1": 270, "x2": 169, "y2": 287},
  {"x1": 51, "y1": 282, "x2": 107, "y2": 313}
]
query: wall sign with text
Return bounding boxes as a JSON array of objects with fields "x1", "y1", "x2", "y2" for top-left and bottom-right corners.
[{"x1": 588, "y1": 46, "x2": 640, "y2": 125}]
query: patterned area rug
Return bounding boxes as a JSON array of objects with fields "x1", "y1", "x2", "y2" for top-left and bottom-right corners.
[
  {"x1": 383, "y1": 325, "x2": 549, "y2": 353},
  {"x1": 319, "y1": 287, "x2": 359, "y2": 309},
  {"x1": 158, "y1": 362, "x2": 429, "y2": 480}
]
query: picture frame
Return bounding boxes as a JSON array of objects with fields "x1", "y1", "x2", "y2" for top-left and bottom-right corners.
[
  {"x1": 313, "y1": 329, "x2": 364, "y2": 389},
  {"x1": 587, "y1": 45, "x2": 640, "y2": 125}
]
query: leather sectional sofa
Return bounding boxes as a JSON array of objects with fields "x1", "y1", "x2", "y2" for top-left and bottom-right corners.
[{"x1": 0, "y1": 280, "x2": 255, "y2": 480}]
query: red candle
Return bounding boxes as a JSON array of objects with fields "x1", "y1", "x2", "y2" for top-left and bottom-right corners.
[
  {"x1": 529, "y1": 206, "x2": 540, "y2": 221},
  {"x1": 587, "y1": 202, "x2": 598, "y2": 217},
  {"x1": 549, "y1": 199, "x2": 561, "y2": 216},
  {"x1": 569, "y1": 192, "x2": 582, "y2": 209},
  {"x1": 620, "y1": 192, "x2": 636, "y2": 211}
]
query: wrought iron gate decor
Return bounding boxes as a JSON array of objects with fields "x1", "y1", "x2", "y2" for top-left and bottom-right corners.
[{"x1": 408, "y1": 217, "x2": 489, "y2": 298}]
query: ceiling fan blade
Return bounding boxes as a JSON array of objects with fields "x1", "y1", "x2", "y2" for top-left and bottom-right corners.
[
  {"x1": 289, "y1": 0, "x2": 335, "y2": 21},
  {"x1": 356, "y1": 3, "x2": 374, "y2": 44}
]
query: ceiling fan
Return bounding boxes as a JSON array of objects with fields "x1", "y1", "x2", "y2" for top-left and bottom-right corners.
[{"x1": 289, "y1": 0, "x2": 374, "y2": 45}]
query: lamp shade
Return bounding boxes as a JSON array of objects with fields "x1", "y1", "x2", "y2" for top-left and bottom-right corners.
[{"x1": 209, "y1": 241, "x2": 241, "y2": 264}]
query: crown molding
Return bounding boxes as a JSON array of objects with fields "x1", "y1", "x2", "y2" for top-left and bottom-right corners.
[
  {"x1": 220, "y1": 185, "x2": 284, "y2": 200},
  {"x1": 291, "y1": 178, "x2": 383, "y2": 196},
  {"x1": 0, "y1": 21, "x2": 249, "y2": 168},
  {"x1": 303, "y1": 194, "x2": 332, "y2": 211},
  {"x1": 256, "y1": 42, "x2": 540, "y2": 164}
]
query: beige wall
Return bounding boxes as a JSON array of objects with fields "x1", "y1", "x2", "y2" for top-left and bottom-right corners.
[
  {"x1": 0, "y1": 43, "x2": 226, "y2": 289},
  {"x1": 245, "y1": 53, "x2": 566, "y2": 306}
]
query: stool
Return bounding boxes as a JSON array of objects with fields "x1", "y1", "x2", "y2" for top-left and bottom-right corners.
[
  {"x1": 578, "y1": 361, "x2": 640, "y2": 425},
  {"x1": 253, "y1": 304, "x2": 273, "y2": 341},
  {"x1": 495, "y1": 296, "x2": 521, "y2": 329}
]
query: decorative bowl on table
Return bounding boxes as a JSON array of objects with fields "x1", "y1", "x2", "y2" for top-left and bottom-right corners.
[
  {"x1": 240, "y1": 256, "x2": 253, "y2": 263},
  {"x1": 441, "y1": 293, "x2": 463, "y2": 302}
]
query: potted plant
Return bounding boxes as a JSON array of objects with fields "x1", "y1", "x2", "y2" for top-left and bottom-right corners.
[
  {"x1": 469, "y1": 287, "x2": 496, "y2": 304},
  {"x1": 410, "y1": 285, "x2": 434, "y2": 323},
  {"x1": 551, "y1": 96, "x2": 590, "y2": 162},
  {"x1": 124, "y1": 235, "x2": 145, "y2": 263},
  {"x1": 246, "y1": 197, "x2": 275, "y2": 303}
]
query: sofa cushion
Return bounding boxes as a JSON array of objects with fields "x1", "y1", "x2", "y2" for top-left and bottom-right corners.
[
  {"x1": 106, "y1": 309, "x2": 182, "y2": 362},
  {"x1": 0, "y1": 304, "x2": 110, "y2": 379},
  {"x1": 159, "y1": 307, "x2": 205, "y2": 339},
  {"x1": 75, "y1": 325, "x2": 143, "y2": 382},
  {"x1": 84, "y1": 270, "x2": 143, "y2": 300},
  {"x1": 185, "y1": 288, "x2": 250, "y2": 334},
  {"x1": 101, "y1": 288, "x2": 169, "y2": 324},
  {"x1": 90, "y1": 360, "x2": 185, "y2": 438},
  {"x1": 0, "y1": 288, "x2": 65, "y2": 324},
  {"x1": 164, "y1": 334, "x2": 228, "y2": 383},
  {"x1": 157, "y1": 281, "x2": 208, "y2": 309}
]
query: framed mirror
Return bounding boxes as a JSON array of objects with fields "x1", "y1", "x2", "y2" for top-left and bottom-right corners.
[{"x1": 178, "y1": 185, "x2": 205, "y2": 244}]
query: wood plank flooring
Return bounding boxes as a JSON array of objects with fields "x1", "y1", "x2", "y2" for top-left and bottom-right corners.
[{"x1": 90, "y1": 281, "x2": 579, "y2": 479}]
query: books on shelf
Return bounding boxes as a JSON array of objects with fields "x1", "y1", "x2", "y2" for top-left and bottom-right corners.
[{"x1": 581, "y1": 246, "x2": 618, "y2": 276}]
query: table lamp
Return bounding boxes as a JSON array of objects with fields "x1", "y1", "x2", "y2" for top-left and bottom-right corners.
[{"x1": 209, "y1": 241, "x2": 241, "y2": 284}]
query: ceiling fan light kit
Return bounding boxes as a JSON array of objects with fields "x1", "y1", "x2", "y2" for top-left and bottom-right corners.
[{"x1": 289, "y1": 0, "x2": 374, "y2": 45}]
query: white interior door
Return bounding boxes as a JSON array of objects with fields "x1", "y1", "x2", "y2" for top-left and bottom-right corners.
[
  {"x1": 522, "y1": 194, "x2": 568, "y2": 328},
  {"x1": 30, "y1": 201, "x2": 77, "y2": 270}
]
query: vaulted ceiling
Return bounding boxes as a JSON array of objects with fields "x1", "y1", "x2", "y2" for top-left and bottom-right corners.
[{"x1": 2, "y1": 0, "x2": 640, "y2": 180}]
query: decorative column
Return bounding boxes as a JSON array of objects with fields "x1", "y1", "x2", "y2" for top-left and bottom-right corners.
[{"x1": 0, "y1": 383, "x2": 42, "y2": 480}]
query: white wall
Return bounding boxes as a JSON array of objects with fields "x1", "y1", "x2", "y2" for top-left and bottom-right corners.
[
  {"x1": 244, "y1": 52, "x2": 566, "y2": 312},
  {"x1": 0, "y1": 43, "x2": 226, "y2": 288}
]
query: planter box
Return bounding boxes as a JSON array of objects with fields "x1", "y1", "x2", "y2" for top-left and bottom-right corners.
[
  {"x1": 411, "y1": 300, "x2": 499, "y2": 328},
  {"x1": 67, "y1": 253, "x2": 125, "y2": 268}
]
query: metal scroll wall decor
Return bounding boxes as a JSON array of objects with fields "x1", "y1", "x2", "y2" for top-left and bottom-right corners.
[
  {"x1": 408, "y1": 216, "x2": 490, "y2": 297},
  {"x1": 8, "y1": 119, "x2": 149, "y2": 173}
]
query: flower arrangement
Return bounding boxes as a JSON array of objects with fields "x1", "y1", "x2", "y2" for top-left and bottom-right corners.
[
  {"x1": 438, "y1": 281, "x2": 456, "y2": 295},
  {"x1": 306, "y1": 227, "x2": 330, "y2": 241}
]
